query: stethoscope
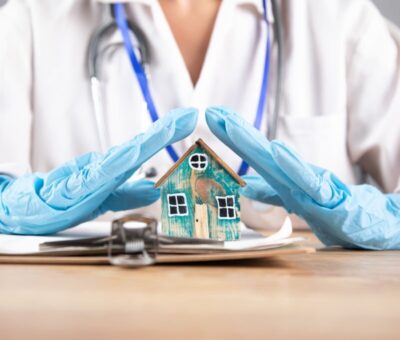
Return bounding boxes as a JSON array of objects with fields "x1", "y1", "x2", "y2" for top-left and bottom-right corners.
[{"x1": 88, "y1": 0, "x2": 284, "y2": 176}]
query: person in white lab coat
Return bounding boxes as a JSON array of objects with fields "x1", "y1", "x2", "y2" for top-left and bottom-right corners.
[{"x1": 0, "y1": 0, "x2": 399, "y2": 248}]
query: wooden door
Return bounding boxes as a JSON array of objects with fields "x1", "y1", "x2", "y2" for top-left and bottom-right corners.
[{"x1": 194, "y1": 204, "x2": 209, "y2": 239}]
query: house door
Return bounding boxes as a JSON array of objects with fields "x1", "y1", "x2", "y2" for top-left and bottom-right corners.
[{"x1": 194, "y1": 204, "x2": 209, "y2": 239}]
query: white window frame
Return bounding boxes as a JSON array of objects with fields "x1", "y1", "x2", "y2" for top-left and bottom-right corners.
[
  {"x1": 216, "y1": 195, "x2": 236, "y2": 220},
  {"x1": 167, "y1": 193, "x2": 189, "y2": 217},
  {"x1": 189, "y1": 153, "x2": 208, "y2": 171}
]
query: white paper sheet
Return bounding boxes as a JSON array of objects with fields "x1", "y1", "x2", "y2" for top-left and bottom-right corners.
[
  {"x1": 0, "y1": 217, "x2": 302, "y2": 255},
  {"x1": 0, "y1": 221, "x2": 113, "y2": 255},
  {"x1": 227, "y1": 217, "x2": 297, "y2": 250}
]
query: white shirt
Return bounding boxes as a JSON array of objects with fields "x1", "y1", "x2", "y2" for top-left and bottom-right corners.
[{"x1": 0, "y1": 0, "x2": 399, "y2": 229}]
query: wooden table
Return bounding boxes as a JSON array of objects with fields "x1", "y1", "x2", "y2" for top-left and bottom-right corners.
[{"x1": 0, "y1": 231, "x2": 399, "y2": 340}]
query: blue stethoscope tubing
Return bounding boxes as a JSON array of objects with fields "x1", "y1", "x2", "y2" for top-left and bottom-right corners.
[{"x1": 112, "y1": 0, "x2": 278, "y2": 176}]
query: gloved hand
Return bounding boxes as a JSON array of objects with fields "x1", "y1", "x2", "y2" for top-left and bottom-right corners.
[
  {"x1": 206, "y1": 106, "x2": 400, "y2": 250},
  {"x1": 0, "y1": 108, "x2": 198, "y2": 235}
]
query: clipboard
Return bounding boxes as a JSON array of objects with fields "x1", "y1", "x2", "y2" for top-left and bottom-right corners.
[
  {"x1": 0, "y1": 215, "x2": 315, "y2": 266},
  {"x1": 0, "y1": 245, "x2": 314, "y2": 265}
]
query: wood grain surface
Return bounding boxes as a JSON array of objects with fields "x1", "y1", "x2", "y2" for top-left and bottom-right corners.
[{"x1": 0, "y1": 232, "x2": 399, "y2": 340}]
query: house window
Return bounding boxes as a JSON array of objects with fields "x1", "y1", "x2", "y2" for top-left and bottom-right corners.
[
  {"x1": 189, "y1": 153, "x2": 208, "y2": 170},
  {"x1": 216, "y1": 196, "x2": 236, "y2": 219},
  {"x1": 167, "y1": 194, "x2": 188, "y2": 216}
]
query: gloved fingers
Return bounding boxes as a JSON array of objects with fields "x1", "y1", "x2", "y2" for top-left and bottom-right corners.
[
  {"x1": 270, "y1": 141, "x2": 346, "y2": 207},
  {"x1": 206, "y1": 107, "x2": 348, "y2": 210},
  {"x1": 42, "y1": 152, "x2": 103, "y2": 185},
  {"x1": 240, "y1": 175, "x2": 285, "y2": 207},
  {"x1": 97, "y1": 179, "x2": 160, "y2": 213},
  {"x1": 39, "y1": 153, "x2": 108, "y2": 208},
  {"x1": 289, "y1": 190, "x2": 360, "y2": 248},
  {"x1": 205, "y1": 107, "x2": 293, "y2": 200},
  {"x1": 83, "y1": 107, "x2": 198, "y2": 187},
  {"x1": 101, "y1": 107, "x2": 198, "y2": 172},
  {"x1": 0, "y1": 174, "x2": 104, "y2": 234},
  {"x1": 239, "y1": 176, "x2": 336, "y2": 242},
  {"x1": 41, "y1": 107, "x2": 198, "y2": 208},
  {"x1": 63, "y1": 179, "x2": 160, "y2": 230},
  {"x1": 0, "y1": 178, "x2": 159, "y2": 235},
  {"x1": 237, "y1": 174, "x2": 351, "y2": 247}
]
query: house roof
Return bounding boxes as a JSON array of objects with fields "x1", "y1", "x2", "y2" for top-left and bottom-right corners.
[{"x1": 154, "y1": 139, "x2": 246, "y2": 188}]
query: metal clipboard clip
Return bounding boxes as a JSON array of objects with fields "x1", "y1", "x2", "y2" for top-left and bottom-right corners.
[
  {"x1": 108, "y1": 214, "x2": 223, "y2": 267},
  {"x1": 108, "y1": 214, "x2": 159, "y2": 267},
  {"x1": 40, "y1": 214, "x2": 223, "y2": 267}
]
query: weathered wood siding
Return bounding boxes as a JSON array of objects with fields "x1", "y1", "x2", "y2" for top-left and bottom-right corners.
[{"x1": 160, "y1": 145, "x2": 241, "y2": 240}]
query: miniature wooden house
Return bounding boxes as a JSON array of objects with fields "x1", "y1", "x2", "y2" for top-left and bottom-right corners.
[{"x1": 155, "y1": 139, "x2": 246, "y2": 241}]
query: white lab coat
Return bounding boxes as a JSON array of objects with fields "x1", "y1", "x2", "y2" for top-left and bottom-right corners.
[{"x1": 0, "y1": 0, "x2": 399, "y2": 229}]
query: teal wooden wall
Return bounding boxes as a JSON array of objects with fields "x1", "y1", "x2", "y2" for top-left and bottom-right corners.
[{"x1": 160, "y1": 145, "x2": 241, "y2": 240}]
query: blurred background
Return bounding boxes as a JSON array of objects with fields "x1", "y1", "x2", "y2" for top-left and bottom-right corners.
[{"x1": 373, "y1": 0, "x2": 400, "y2": 26}]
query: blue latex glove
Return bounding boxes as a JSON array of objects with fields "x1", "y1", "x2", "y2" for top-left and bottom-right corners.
[
  {"x1": 206, "y1": 106, "x2": 400, "y2": 250},
  {"x1": 0, "y1": 108, "x2": 198, "y2": 235}
]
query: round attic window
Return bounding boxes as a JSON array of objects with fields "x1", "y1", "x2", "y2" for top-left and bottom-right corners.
[{"x1": 189, "y1": 153, "x2": 208, "y2": 170}]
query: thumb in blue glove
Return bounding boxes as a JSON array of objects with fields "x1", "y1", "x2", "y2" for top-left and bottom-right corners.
[
  {"x1": 206, "y1": 106, "x2": 400, "y2": 250},
  {"x1": 240, "y1": 175, "x2": 284, "y2": 207},
  {"x1": 0, "y1": 107, "x2": 198, "y2": 235},
  {"x1": 83, "y1": 179, "x2": 161, "y2": 222}
]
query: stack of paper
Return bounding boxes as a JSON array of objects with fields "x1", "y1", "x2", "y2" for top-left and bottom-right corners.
[{"x1": 0, "y1": 217, "x2": 312, "y2": 265}]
